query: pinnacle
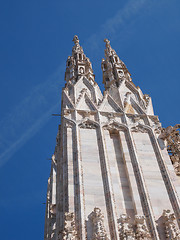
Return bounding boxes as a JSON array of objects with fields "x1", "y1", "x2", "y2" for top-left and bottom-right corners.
[
  {"x1": 72, "y1": 35, "x2": 84, "y2": 55},
  {"x1": 73, "y1": 35, "x2": 79, "y2": 44},
  {"x1": 104, "y1": 38, "x2": 110, "y2": 46},
  {"x1": 102, "y1": 38, "x2": 131, "y2": 88},
  {"x1": 103, "y1": 37, "x2": 117, "y2": 58},
  {"x1": 65, "y1": 35, "x2": 95, "y2": 83}
]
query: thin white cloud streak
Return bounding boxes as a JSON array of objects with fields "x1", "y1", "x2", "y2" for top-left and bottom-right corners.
[
  {"x1": 85, "y1": 0, "x2": 150, "y2": 51},
  {"x1": 0, "y1": 102, "x2": 59, "y2": 167},
  {"x1": 0, "y1": 64, "x2": 65, "y2": 167},
  {"x1": 101, "y1": 0, "x2": 148, "y2": 35},
  {"x1": 0, "y1": 0, "x2": 151, "y2": 167}
]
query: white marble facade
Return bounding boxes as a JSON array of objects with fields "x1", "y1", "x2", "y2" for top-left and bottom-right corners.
[{"x1": 44, "y1": 36, "x2": 180, "y2": 240}]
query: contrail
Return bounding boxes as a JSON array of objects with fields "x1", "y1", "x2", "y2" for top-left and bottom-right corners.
[
  {"x1": 0, "y1": 0, "x2": 151, "y2": 167},
  {"x1": 0, "y1": 102, "x2": 60, "y2": 167}
]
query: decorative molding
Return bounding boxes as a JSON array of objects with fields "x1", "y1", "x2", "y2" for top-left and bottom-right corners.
[
  {"x1": 162, "y1": 209, "x2": 180, "y2": 239},
  {"x1": 118, "y1": 214, "x2": 135, "y2": 240},
  {"x1": 89, "y1": 207, "x2": 109, "y2": 240},
  {"x1": 79, "y1": 119, "x2": 98, "y2": 129},
  {"x1": 62, "y1": 212, "x2": 78, "y2": 240},
  {"x1": 134, "y1": 215, "x2": 151, "y2": 239},
  {"x1": 103, "y1": 122, "x2": 127, "y2": 132},
  {"x1": 76, "y1": 88, "x2": 88, "y2": 105},
  {"x1": 77, "y1": 91, "x2": 97, "y2": 111},
  {"x1": 131, "y1": 125, "x2": 148, "y2": 133}
]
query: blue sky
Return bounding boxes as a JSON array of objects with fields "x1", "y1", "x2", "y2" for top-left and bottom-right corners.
[{"x1": 0, "y1": 0, "x2": 180, "y2": 239}]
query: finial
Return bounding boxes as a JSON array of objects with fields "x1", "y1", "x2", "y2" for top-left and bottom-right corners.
[
  {"x1": 73, "y1": 35, "x2": 79, "y2": 44},
  {"x1": 104, "y1": 38, "x2": 110, "y2": 47}
]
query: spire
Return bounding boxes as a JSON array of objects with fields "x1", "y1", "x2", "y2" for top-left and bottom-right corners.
[
  {"x1": 102, "y1": 38, "x2": 131, "y2": 89},
  {"x1": 65, "y1": 35, "x2": 95, "y2": 84},
  {"x1": 72, "y1": 35, "x2": 84, "y2": 55},
  {"x1": 104, "y1": 38, "x2": 117, "y2": 59},
  {"x1": 72, "y1": 35, "x2": 79, "y2": 44}
]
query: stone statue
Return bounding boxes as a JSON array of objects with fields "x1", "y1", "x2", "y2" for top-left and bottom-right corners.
[
  {"x1": 62, "y1": 212, "x2": 78, "y2": 240},
  {"x1": 118, "y1": 214, "x2": 135, "y2": 240},
  {"x1": 162, "y1": 209, "x2": 180, "y2": 240},
  {"x1": 134, "y1": 215, "x2": 151, "y2": 239},
  {"x1": 160, "y1": 124, "x2": 180, "y2": 175},
  {"x1": 89, "y1": 207, "x2": 109, "y2": 240}
]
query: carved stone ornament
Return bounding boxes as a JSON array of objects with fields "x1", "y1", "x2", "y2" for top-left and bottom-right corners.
[
  {"x1": 159, "y1": 125, "x2": 180, "y2": 176},
  {"x1": 131, "y1": 125, "x2": 148, "y2": 133},
  {"x1": 66, "y1": 121, "x2": 73, "y2": 128},
  {"x1": 64, "y1": 109, "x2": 72, "y2": 116},
  {"x1": 62, "y1": 212, "x2": 78, "y2": 240},
  {"x1": 79, "y1": 66, "x2": 85, "y2": 74},
  {"x1": 118, "y1": 214, "x2": 135, "y2": 240},
  {"x1": 154, "y1": 126, "x2": 162, "y2": 134},
  {"x1": 124, "y1": 92, "x2": 131, "y2": 108},
  {"x1": 171, "y1": 155, "x2": 180, "y2": 176},
  {"x1": 82, "y1": 111, "x2": 91, "y2": 120},
  {"x1": 76, "y1": 88, "x2": 88, "y2": 105},
  {"x1": 149, "y1": 116, "x2": 162, "y2": 134},
  {"x1": 79, "y1": 120, "x2": 97, "y2": 129},
  {"x1": 49, "y1": 204, "x2": 56, "y2": 216},
  {"x1": 72, "y1": 35, "x2": 83, "y2": 54},
  {"x1": 162, "y1": 209, "x2": 180, "y2": 240},
  {"x1": 149, "y1": 116, "x2": 160, "y2": 125},
  {"x1": 134, "y1": 215, "x2": 151, "y2": 239},
  {"x1": 107, "y1": 113, "x2": 115, "y2": 122},
  {"x1": 89, "y1": 207, "x2": 109, "y2": 240},
  {"x1": 143, "y1": 94, "x2": 150, "y2": 109},
  {"x1": 103, "y1": 122, "x2": 123, "y2": 132},
  {"x1": 127, "y1": 115, "x2": 141, "y2": 124}
]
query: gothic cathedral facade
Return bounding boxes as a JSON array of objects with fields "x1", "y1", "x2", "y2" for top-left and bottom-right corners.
[{"x1": 44, "y1": 36, "x2": 180, "y2": 240}]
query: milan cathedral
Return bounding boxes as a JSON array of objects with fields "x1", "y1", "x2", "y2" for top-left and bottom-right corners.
[{"x1": 44, "y1": 36, "x2": 180, "y2": 240}]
